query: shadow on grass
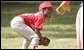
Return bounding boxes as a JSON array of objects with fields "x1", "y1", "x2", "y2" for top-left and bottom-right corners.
[
  {"x1": 43, "y1": 31, "x2": 76, "y2": 39},
  {"x1": 1, "y1": 33, "x2": 20, "y2": 38},
  {"x1": 1, "y1": 30, "x2": 76, "y2": 39}
]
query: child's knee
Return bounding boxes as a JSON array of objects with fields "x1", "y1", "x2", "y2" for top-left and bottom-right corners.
[{"x1": 31, "y1": 37, "x2": 39, "y2": 46}]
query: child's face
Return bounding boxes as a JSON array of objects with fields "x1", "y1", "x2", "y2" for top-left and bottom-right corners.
[{"x1": 43, "y1": 7, "x2": 53, "y2": 18}]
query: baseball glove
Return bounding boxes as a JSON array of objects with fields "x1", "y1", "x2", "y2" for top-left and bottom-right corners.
[
  {"x1": 39, "y1": 37, "x2": 50, "y2": 46},
  {"x1": 56, "y1": 1, "x2": 70, "y2": 15}
]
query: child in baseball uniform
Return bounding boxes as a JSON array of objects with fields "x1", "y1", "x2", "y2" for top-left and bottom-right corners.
[{"x1": 10, "y1": 1, "x2": 53, "y2": 49}]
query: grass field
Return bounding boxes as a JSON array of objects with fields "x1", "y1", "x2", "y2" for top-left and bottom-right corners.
[
  {"x1": 1, "y1": 24, "x2": 77, "y2": 49},
  {"x1": 1, "y1": 1, "x2": 81, "y2": 49}
]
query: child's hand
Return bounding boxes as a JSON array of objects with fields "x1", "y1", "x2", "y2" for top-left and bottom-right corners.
[{"x1": 39, "y1": 37, "x2": 50, "y2": 46}]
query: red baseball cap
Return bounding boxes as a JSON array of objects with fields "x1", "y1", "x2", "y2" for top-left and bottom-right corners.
[{"x1": 39, "y1": 1, "x2": 53, "y2": 11}]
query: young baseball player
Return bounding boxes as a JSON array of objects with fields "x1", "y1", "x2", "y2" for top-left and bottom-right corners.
[
  {"x1": 10, "y1": 1, "x2": 53, "y2": 49},
  {"x1": 76, "y1": 2, "x2": 83, "y2": 49}
]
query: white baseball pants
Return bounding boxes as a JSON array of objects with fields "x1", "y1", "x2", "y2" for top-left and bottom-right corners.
[{"x1": 10, "y1": 16, "x2": 39, "y2": 49}]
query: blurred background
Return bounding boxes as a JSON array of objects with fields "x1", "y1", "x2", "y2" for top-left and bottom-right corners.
[{"x1": 1, "y1": 1, "x2": 82, "y2": 49}]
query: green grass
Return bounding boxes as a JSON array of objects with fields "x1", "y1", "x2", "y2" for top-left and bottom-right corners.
[
  {"x1": 1, "y1": 24, "x2": 77, "y2": 49},
  {"x1": 1, "y1": 38, "x2": 23, "y2": 49},
  {"x1": 1, "y1": 38, "x2": 77, "y2": 49},
  {"x1": 1, "y1": 1, "x2": 80, "y2": 49}
]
